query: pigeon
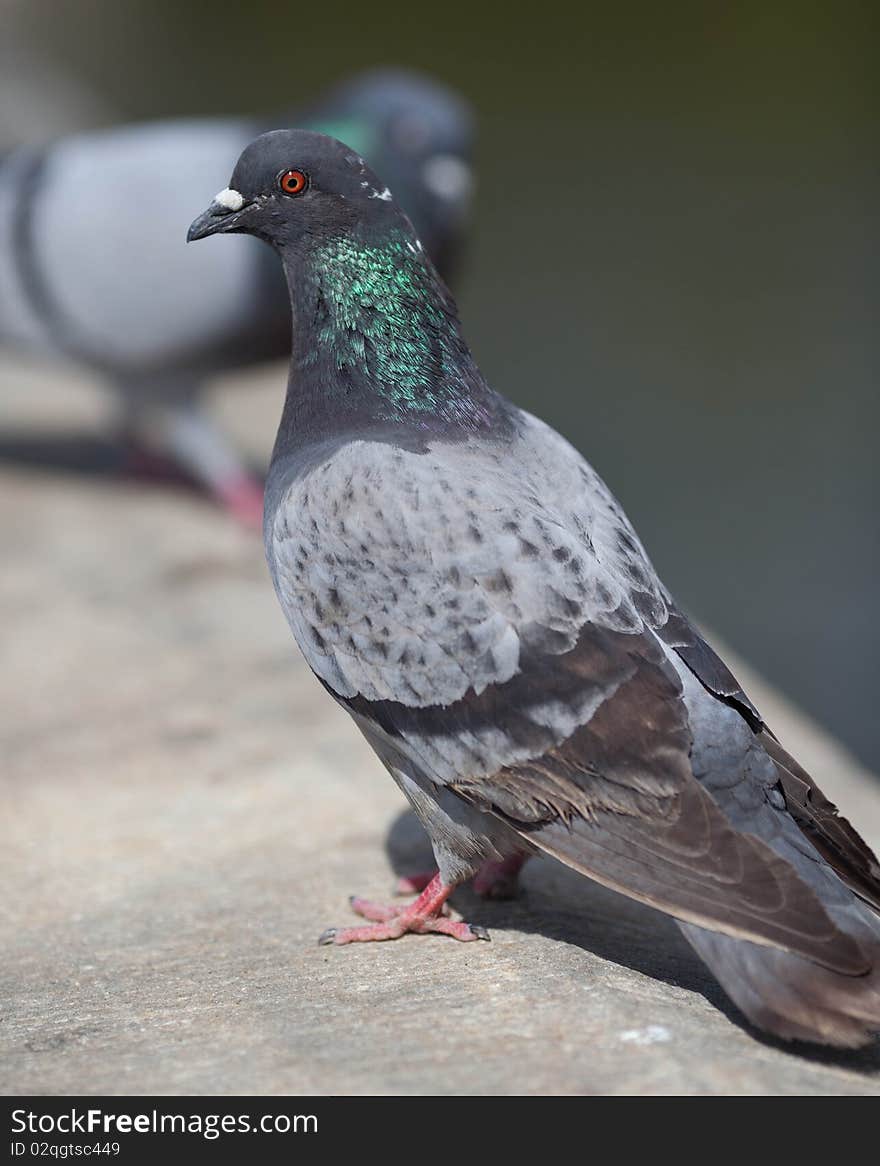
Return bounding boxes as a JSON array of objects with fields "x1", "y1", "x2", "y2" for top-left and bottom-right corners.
[
  {"x1": 188, "y1": 129, "x2": 880, "y2": 1048},
  {"x1": 0, "y1": 70, "x2": 473, "y2": 527}
]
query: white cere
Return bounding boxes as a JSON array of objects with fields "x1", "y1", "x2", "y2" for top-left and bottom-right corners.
[
  {"x1": 422, "y1": 154, "x2": 473, "y2": 202},
  {"x1": 369, "y1": 186, "x2": 393, "y2": 201},
  {"x1": 213, "y1": 187, "x2": 244, "y2": 211}
]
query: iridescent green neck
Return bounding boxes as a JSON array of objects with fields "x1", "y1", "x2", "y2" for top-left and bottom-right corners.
[{"x1": 293, "y1": 227, "x2": 489, "y2": 421}]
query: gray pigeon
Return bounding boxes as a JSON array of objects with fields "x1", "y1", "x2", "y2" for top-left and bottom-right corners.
[
  {"x1": 0, "y1": 70, "x2": 473, "y2": 526},
  {"x1": 188, "y1": 129, "x2": 880, "y2": 1047}
]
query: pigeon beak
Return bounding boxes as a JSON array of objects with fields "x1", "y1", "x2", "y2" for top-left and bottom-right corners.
[{"x1": 187, "y1": 188, "x2": 253, "y2": 242}]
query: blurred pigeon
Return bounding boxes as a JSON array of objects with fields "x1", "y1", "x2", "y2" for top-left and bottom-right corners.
[
  {"x1": 188, "y1": 130, "x2": 880, "y2": 1047},
  {"x1": 0, "y1": 70, "x2": 473, "y2": 526}
]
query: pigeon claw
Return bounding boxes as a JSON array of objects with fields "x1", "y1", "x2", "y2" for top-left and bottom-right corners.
[
  {"x1": 321, "y1": 916, "x2": 490, "y2": 945},
  {"x1": 321, "y1": 871, "x2": 490, "y2": 945}
]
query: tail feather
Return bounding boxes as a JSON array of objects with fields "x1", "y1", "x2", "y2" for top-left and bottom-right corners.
[
  {"x1": 658, "y1": 660, "x2": 880, "y2": 1044},
  {"x1": 760, "y1": 730, "x2": 880, "y2": 912},
  {"x1": 679, "y1": 918, "x2": 880, "y2": 1047},
  {"x1": 684, "y1": 737, "x2": 880, "y2": 1046}
]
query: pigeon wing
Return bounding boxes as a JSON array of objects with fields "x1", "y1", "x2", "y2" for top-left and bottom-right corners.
[{"x1": 657, "y1": 601, "x2": 880, "y2": 912}]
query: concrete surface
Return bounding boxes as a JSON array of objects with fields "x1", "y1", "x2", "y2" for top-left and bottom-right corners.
[{"x1": 2, "y1": 355, "x2": 880, "y2": 1096}]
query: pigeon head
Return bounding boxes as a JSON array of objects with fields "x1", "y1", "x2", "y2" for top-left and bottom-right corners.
[
  {"x1": 303, "y1": 68, "x2": 473, "y2": 175},
  {"x1": 297, "y1": 70, "x2": 474, "y2": 266},
  {"x1": 187, "y1": 128, "x2": 501, "y2": 440},
  {"x1": 187, "y1": 129, "x2": 404, "y2": 249}
]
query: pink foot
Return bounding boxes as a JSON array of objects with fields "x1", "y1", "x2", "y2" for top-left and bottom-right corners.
[
  {"x1": 472, "y1": 855, "x2": 527, "y2": 900},
  {"x1": 215, "y1": 474, "x2": 264, "y2": 531},
  {"x1": 320, "y1": 872, "x2": 490, "y2": 946}
]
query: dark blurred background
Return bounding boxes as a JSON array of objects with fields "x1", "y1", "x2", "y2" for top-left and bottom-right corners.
[{"x1": 3, "y1": 2, "x2": 877, "y2": 766}]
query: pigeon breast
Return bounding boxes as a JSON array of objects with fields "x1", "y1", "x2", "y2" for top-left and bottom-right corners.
[{"x1": 268, "y1": 409, "x2": 670, "y2": 713}]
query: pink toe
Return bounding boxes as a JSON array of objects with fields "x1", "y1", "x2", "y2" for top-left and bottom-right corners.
[{"x1": 349, "y1": 896, "x2": 399, "y2": 923}]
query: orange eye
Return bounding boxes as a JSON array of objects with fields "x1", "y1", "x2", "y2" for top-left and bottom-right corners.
[{"x1": 278, "y1": 169, "x2": 308, "y2": 196}]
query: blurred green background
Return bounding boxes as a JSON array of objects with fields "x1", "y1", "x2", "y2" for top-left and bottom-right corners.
[{"x1": 3, "y1": 1, "x2": 877, "y2": 765}]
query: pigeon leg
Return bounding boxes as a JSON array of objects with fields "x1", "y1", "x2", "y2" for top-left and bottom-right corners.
[
  {"x1": 319, "y1": 872, "x2": 490, "y2": 945},
  {"x1": 160, "y1": 404, "x2": 264, "y2": 531},
  {"x1": 116, "y1": 391, "x2": 199, "y2": 485},
  {"x1": 119, "y1": 439, "x2": 188, "y2": 484},
  {"x1": 472, "y1": 854, "x2": 527, "y2": 900},
  {"x1": 117, "y1": 426, "x2": 191, "y2": 486},
  {"x1": 395, "y1": 854, "x2": 527, "y2": 900},
  {"x1": 392, "y1": 871, "x2": 436, "y2": 895},
  {"x1": 118, "y1": 396, "x2": 264, "y2": 530}
]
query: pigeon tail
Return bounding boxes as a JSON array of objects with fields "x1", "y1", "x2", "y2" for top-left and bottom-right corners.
[
  {"x1": 682, "y1": 734, "x2": 880, "y2": 1047},
  {"x1": 679, "y1": 915, "x2": 880, "y2": 1047},
  {"x1": 759, "y1": 731, "x2": 880, "y2": 912}
]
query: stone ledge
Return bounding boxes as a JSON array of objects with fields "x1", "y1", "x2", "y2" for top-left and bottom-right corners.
[{"x1": 2, "y1": 358, "x2": 879, "y2": 1095}]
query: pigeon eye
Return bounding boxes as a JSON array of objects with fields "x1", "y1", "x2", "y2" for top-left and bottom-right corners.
[{"x1": 278, "y1": 169, "x2": 308, "y2": 196}]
